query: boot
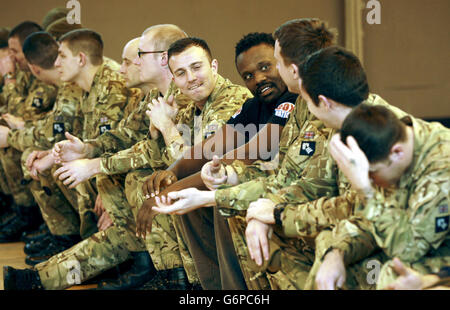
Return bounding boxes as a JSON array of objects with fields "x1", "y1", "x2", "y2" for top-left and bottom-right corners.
[
  {"x1": 24, "y1": 234, "x2": 81, "y2": 266},
  {"x1": 3, "y1": 266, "x2": 44, "y2": 290},
  {"x1": 164, "y1": 267, "x2": 190, "y2": 290},
  {"x1": 23, "y1": 232, "x2": 54, "y2": 255},
  {"x1": 0, "y1": 205, "x2": 43, "y2": 243},
  {"x1": 97, "y1": 251, "x2": 156, "y2": 290},
  {"x1": 21, "y1": 223, "x2": 50, "y2": 243}
]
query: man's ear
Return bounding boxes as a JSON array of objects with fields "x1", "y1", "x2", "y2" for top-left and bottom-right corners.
[
  {"x1": 78, "y1": 52, "x2": 87, "y2": 67},
  {"x1": 318, "y1": 95, "x2": 333, "y2": 110},
  {"x1": 160, "y1": 51, "x2": 168, "y2": 67},
  {"x1": 389, "y1": 143, "x2": 405, "y2": 162},
  {"x1": 28, "y1": 63, "x2": 40, "y2": 76},
  {"x1": 290, "y1": 63, "x2": 299, "y2": 80},
  {"x1": 211, "y1": 59, "x2": 218, "y2": 74}
]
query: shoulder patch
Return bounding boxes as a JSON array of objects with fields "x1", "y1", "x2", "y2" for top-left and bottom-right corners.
[
  {"x1": 303, "y1": 131, "x2": 315, "y2": 139},
  {"x1": 436, "y1": 216, "x2": 449, "y2": 233},
  {"x1": 32, "y1": 97, "x2": 43, "y2": 108},
  {"x1": 439, "y1": 205, "x2": 448, "y2": 214},
  {"x1": 300, "y1": 141, "x2": 316, "y2": 156},
  {"x1": 274, "y1": 102, "x2": 295, "y2": 119}
]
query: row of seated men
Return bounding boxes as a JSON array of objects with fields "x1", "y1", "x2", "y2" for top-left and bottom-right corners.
[{"x1": 0, "y1": 7, "x2": 448, "y2": 290}]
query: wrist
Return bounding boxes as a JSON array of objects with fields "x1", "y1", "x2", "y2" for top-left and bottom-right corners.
[
  {"x1": 90, "y1": 158, "x2": 102, "y2": 176},
  {"x1": 201, "y1": 190, "x2": 216, "y2": 207}
]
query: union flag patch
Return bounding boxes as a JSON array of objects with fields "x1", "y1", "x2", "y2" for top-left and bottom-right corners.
[{"x1": 303, "y1": 131, "x2": 315, "y2": 139}]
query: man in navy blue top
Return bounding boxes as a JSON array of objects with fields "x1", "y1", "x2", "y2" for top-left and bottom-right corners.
[{"x1": 137, "y1": 32, "x2": 297, "y2": 289}]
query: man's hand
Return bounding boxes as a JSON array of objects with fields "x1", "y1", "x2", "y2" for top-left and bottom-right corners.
[
  {"x1": 97, "y1": 211, "x2": 113, "y2": 231},
  {"x1": 142, "y1": 170, "x2": 178, "y2": 198},
  {"x1": 2, "y1": 114, "x2": 25, "y2": 130},
  {"x1": 32, "y1": 153, "x2": 56, "y2": 174},
  {"x1": 385, "y1": 258, "x2": 439, "y2": 290},
  {"x1": 246, "y1": 199, "x2": 276, "y2": 225},
  {"x1": 315, "y1": 249, "x2": 346, "y2": 290},
  {"x1": 329, "y1": 134, "x2": 373, "y2": 196},
  {"x1": 152, "y1": 188, "x2": 216, "y2": 215},
  {"x1": 0, "y1": 125, "x2": 11, "y2": 148},
  {"x1": 94, "y1": 194, "x2": 105, "y2": 217},
  {"x1": 201, "y1": 156, "x2": 228, "y2": 190},
  {"x1": 26, "y1": 150, "x2": 50, "y2": 172},
  {"x1": 52, "y1": 132, "x2": 89, "y2": 164},
  {"x1": 245, "y1": 219, "x2": 272, "y2": 266},
  {"x1": 136, "y1": 198, "x2": 157, "y2": 240},
  {"x1": 146, "y1": 95, "x2": 178, "y2": 132},
  {"x1": 53, "y1": 158, "x2": 101, "y2": 188}
]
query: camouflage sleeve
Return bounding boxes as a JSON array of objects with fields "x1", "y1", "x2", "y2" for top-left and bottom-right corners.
[
  {"x1": 7, "y1": 86, "x2": 82, "y2": 151},
  {"x1": 216, "y1": 175, "x2": 278, "y2": 217},
  {"x1": 360, "y1": 162, "x2": 450, "y2": 263},
  {"x1": 279, "y1": 187, "x2": 356, "y2": 239},
  {"x1": 85, "y1": 88, "x2": 149, "y2": 155},
  {"x1": 22, "y1": 83, "x2": 58, "y2": 125},
  {"x1": 317, "y1": 216, "x2": 378, "y2": 266},
  {"x1": 99, "y1": 136, "x2": 167, "y2": 175},
  {"x1": 228, "y1": 159, "x2": 275, "y2": 183}
]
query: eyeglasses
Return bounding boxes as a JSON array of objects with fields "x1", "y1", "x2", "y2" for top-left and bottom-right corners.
[{"x1": 138, "y1": 49, "x2": 165, "y2": 58}]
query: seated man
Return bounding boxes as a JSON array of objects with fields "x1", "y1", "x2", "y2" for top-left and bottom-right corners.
[
  {"x1": 154, "y1": 46, "x2": 410, "y2": 290},
  {"x1": 314, "y1": 102, "x2": 449, "y2": 290},
  {"x1": 140, "y1": 31, "x2": 299, "y2": 289}
]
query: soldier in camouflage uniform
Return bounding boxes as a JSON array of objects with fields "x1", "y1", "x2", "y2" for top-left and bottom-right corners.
[
  {"x1": 0, "y1": 22, "x2": 55, "y2": 242},
  {"x1": 0, "y1": 32, "x2": 85, "y2": 251},
  {"x1": 44, "y1": 26, "x2": 195, "y2": 290},
  {"x1": 313, "y1": 101, "x2": 450, "y2": 290}
]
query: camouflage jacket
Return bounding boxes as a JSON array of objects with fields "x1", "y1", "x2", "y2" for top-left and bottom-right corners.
[
  {"x1": 277, "y1": 94, "x2": 410, "y2": 237},
  {"x1": 86, "y1": 87, "x2": 158, "y2": 156},
  {"x1": 1, "y1": 68, "x2": 57, "y2": 122},
  {"x1": 80, "y1": 62, "x2": 129, "y2": 140},
  {"x1": 328, "y1": 117, "x2": 450, "y2": 266},
  {"x1": 99, "y1": 74, "x2": 251, "y2": 175},
  {"x1": 7, "y1": 82, "x2": 83, "y2": 152}
]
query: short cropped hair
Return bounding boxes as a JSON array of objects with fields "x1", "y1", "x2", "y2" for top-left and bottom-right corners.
[
  {"x1": 300, "y1": 46, "x2": 369, "y2": 107},
  {"x1": 42, "y1": 7, "x2": 70, "y2": 30},
  {"x1": 168, "y1": 37, "x2": 212, "y2": 63},
  {"x1": 0, "y1": 27, "x2": 10, "y2": 49},
  {"x1": 22, "y1": 32, "x2": 58, "y2": 69},
  {"x1": 340, "y1": 104, "x2": 407, "y2": 163},
  {"x1": 235, "y1": 32, "x2": 275, "y2": 62},
  {"x1": 142, "y1": 24, "x2": 188, "y2": 52},
  {"x1": 273, "y1": 18, "x2": 337, "y2": 67},
  {"x1": 8, "y1": 21, "x2": 43, "y2": 46},
  {"x1": 59, "y1": 29, "x2": 103, "y2": 66},
  {"x1": 46, "y1": 17, "x2": 82, "y2": 40}
]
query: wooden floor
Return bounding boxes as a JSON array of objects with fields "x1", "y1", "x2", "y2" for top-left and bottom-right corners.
[{"x1": 0, "y1": 241, "x2": 96, "y2": 290}]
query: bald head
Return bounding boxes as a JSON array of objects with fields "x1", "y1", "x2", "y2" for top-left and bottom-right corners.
[
  {"x1": 135, "y1": 24, "x2": 188, "y2": 84},
  {"x1": 120, "y1": 37, "x2": 142, "y2": 88},
  {"x1": 141, "y1": 24, "x2": 188, "y2": 51}
]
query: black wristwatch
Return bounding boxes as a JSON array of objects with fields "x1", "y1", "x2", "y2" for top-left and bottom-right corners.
[{"x1": 273, "y1": 203, "x2": 286, "y2": 227}]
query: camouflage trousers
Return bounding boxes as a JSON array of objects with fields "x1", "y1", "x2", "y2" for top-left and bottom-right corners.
[
  {"x1": 34, "y1": 174, "x2": 150, "y2": 290},
  {"x1": 228, "y1": 216, "x2": 271, "y2": 289},
  {"x1": 305, "y1": 232, "x2": 450, "y2": 290},
  {"x1": 0, "y1": 147, "x2": 34, "y2": 206},
  {"x1": 36, "y1": 228, "x2": 131, "y2": 289},
  {"x1": 96, "y1": 174, "x2": 147, "y2": 253},
  {"x1": 26, "y1": 145, "x2": 97, "y2": 239},
  {"x1": 0, "y1": 158, "x2": 10, "y2": 195},
  {"x1": 375, "y1": 242, "x2": 450, "y2": 289},
  {"x1": 124, "y1": 169, "x2": 198, "y2": 283}
]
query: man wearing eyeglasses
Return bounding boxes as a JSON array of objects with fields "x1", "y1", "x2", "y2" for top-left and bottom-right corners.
[{"x1": 13, "y1": 25, "x2": 197, "y2": 290}]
